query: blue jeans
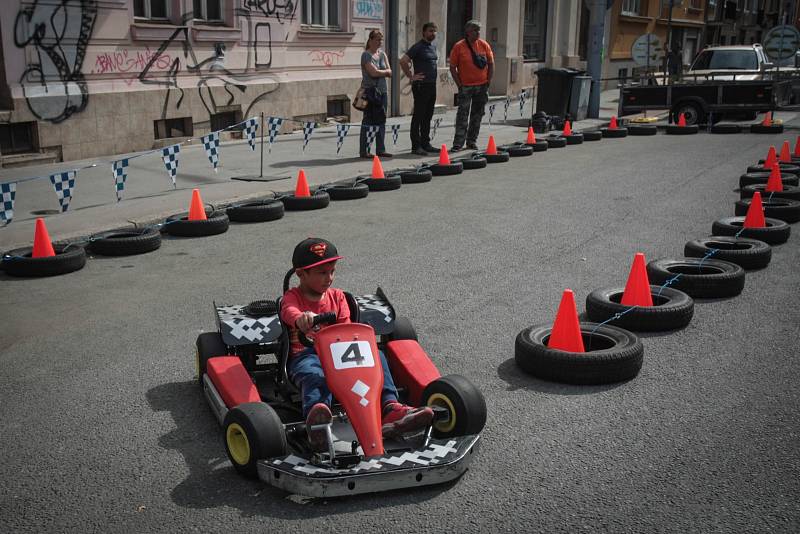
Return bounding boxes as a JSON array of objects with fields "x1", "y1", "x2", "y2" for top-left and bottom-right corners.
[{"x1": 288, "y1": 348, "x2": 399, "y2": 417}]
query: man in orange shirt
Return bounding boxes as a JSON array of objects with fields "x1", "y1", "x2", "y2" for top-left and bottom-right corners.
[{"x1": 449, "y1": 20, "x2": 494, "y2": 151}]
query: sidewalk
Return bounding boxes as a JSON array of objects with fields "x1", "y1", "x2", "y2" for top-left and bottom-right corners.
[{"x1": 0, "y1": 89, "x2": 618, "y2": 249}]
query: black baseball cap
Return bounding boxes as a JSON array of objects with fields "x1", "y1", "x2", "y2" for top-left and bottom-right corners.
[{"x1": 292, "y1": 237, "x2": 343, "y2": 270}]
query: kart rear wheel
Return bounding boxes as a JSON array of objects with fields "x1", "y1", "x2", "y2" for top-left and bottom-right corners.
[
  {"x1": 422, "y1": 375, "x2": 486, "y2": 438},
  {"x1": 223, "y1": 402, "x2": 287, "y2": 479},
  {"x1": 196, "y1": 332, "x2": 228, "y2": 387},
  {"x1": 389, "y1": 316, "x2": 417, "y2": 341}
]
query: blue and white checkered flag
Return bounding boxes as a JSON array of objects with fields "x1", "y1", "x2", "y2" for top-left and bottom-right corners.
[
  {"x1": 504, "y1": 97, "x2": 510, "y2": 122},
  {"x1": 488, "y1": 103, "x2": 496, "y2": 124},
  {"x1": 112, "y1": 159, "x2": 129, "y2": 202},
  {"x1": 267, "y1": 117, "x2": 283, "y2": 153},
  {"x1": 336, "y1": 124, "x2": 351, "y2": 154},
  {"x1": 365, "y1": 125, "x2": 378, "y2": 153},
  {"x1": 49, "y1": 170, "x2": 76, "y2": 212},
  {"x1": 431, "y1": 117, "x2": 442, "y2": 140},
  {"x1": 391, "y1": 124, "x2": 401, "y2": 145},
  {"x1": 244, "y1": 117, "x2": 258, "y2": 151},
  {"x1": 201, "y1": 131, "x2": 221, "y2": 172},
  {"x1": 0, "y1": 182, "x2": 16, "y2": 225},
  {"x1": 302, "y1": 121, "x2": 316, "y2": 151},
  {"x1": 161, "y1": 144, "x2": 181, "y2": 188},
  {"x1": 519, "y1": 92, "x2": 526, "y2": 117}
]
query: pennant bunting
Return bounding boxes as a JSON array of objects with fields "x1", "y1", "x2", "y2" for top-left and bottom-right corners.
[
  {"x1": 112, "y1": 159, "x2": 129, "y2": 202},
  {"x1": 431, "y1": 117, "x2": 442, "y2": 140},
  {"x1": 519, "y1": 92, "x2": 526, "y2": 117},
  {"x1": 488, "y1": 103, "x2": 496, "y2": 124},
  {"x1": 49, "y1": 170, "x2": 76, "y2": 212},
  {"x1": 504, "y1": 97, "x2": 510, "y2": 122},
  {"x1": 267, "y1": 117, "x2": 284, "y2": 152},
  {"x1": 161, "y1": 144, "x2": 181, "y2": 188},
  {"x1": 201, "y1": 131, "x2": 221, "y2": 172},
  {"x1": 365, "y1": 125, "x2": 378, "y2": 153},
  {"x1": 336, "y1": 124, "x2": 351, "y2": 154},
  {"x1": 302, "y1": 121, "x2": 316, "y2": 151},
  {"x1": 391, "y1": 124, "x2": 401, "y2": 145},
  {"x1": 0, "y1": 182, "x2": 16, "y2": 225},
  {"x1": 244, "y1": 117, "x2": 258, "y2": 151}
]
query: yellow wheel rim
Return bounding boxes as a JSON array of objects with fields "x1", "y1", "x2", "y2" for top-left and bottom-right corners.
[
  {"x1": 226, "y1": 423, "x2": 251, "y2": 465},
  {"x1": 428, "y1": 393, "x2": 457, "y2": 433}
]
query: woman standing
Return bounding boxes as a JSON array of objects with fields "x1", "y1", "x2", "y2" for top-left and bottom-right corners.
[{"x1": 359, "y1": 30, "x2": 393, "y2": 158}]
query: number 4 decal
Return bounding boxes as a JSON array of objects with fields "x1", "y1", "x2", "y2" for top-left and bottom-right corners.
[{"x1": 330, "y1": 341, "x2": 375, "y2": 370}]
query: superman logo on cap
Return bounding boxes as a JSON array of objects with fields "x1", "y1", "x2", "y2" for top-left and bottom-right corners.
[{"x1": 310, "y1": 242, "x2": 327, "y2": 257}]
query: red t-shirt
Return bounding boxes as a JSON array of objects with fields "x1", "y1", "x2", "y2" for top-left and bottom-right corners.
[
  {"x1": 280, "y1": 287, "x2": 351, "y2": 357},
  {"x1": 449, "y1": 39, "x2": 494, "y2": 86}
]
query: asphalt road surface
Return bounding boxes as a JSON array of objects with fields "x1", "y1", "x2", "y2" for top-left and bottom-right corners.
[{"x1": 1, "y1": 126, "x2": 799, "y2": 533}]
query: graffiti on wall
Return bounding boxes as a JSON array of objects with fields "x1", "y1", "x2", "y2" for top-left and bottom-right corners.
[
  {"x1": 14, "y1": 0, "x2": 98, "y2": 123},
  {"x1": 309, "y1": 50, "x2": 345, "y2": 67},
  {"x1": 353, "y1": 0, "x2": 384, "y2": 20}
]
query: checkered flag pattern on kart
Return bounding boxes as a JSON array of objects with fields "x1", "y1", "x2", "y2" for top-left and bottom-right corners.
[
  {"x1": 267, "y1": 117, "x2": 284, "y2": 152},
  {"x1": 365, "y1": 126, "x2": 378, "y2": 153},
  {"x1": 431, "y1": 117, "x2": 442, "y2": 140},
  {"x1": 302, "y1": 121, "x2": 316, "y2": 151},
  {"x1": 488, "y1": 103, "x2": 495, "y2": 124},
  {"x1": 354, "y1": 294, "x2": 393, "y2": 323},
  {"x1": 0, "y1": 182, "x2": 16, "y2": 225},
  {"x1": 216, "y1": 305, "x2": 282, "y2": 344},
  {"x1": 244, "y1": 117, "x2": 258, "y2": 151},
  {"x1": 201, "y1": 131, "x2": 220, "y2": 172},
  {"x1": 391, "y1": 124, "x2": 400, "y2": 145},
  {"x1": 161, "y1": 144, "x2": 181, "y2": 188},
  {"x1": 503, "y1": 96, "x2": 510, "y2": 122},
  {"x1": 112, "y1": 159, "x2": 129, "y2": 202},
  {"x1": 336, "y1": 124, "x2": 351, "y2": 154},
  {"x1": 49, "y1": 170, "x2": 76, "y2": 212}
]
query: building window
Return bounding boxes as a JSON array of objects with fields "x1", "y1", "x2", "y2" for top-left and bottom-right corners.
[
  {"x1": 303, "y1": 0, "x2": 340, "y2": 29},
  {"x1": 210, "y1": 110, "x2": 242, "y2": 132},
  {"x1": 327, "y1": 95, "x2": 350, "y2": 120},
  {"x1": 0, "y1": 122, "x2": 37, "y2": 154},
  {"x1": 621, "y1": 0, "x2": 643, "y2": 16},
  {"x1": 193, "y1": 0, "x2": 222, "y2": 22},
  {"x1": 154, "y1": 117, "x2": 193, "y2": 139},
  {"x1": 134, "y1": 0, "x2": 169, "y2": 20},
  {"x1": 522, "y1": 0, "x2": 548, "y2": 62}
]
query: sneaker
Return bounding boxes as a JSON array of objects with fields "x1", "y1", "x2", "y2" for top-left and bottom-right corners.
[
  {"x1": 377, "y1": 152, "x2": 393, "y2": 158},
  {"x1": 381, "y1": 402, "x2": 434, "y2": 438},
  {"x1": 450, "y1": 145, "x2": 464, "y2": 153},
  {"x1": 465, "y1": 142, "x2": 479, "y2": 150},
  {"x1": 421, "y1": 145, "x2": 441, "y2": 153},
  {"x1": 306, "y1": 402, "x2": 332, "y2": 452},
  {"x1": 412, "y1": 147, "x2": 428, "y2": 156}
]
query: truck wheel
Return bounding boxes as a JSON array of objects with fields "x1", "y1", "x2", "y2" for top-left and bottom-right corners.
[
  {"x1": 422, "y1": 375, "x2": 487, "y2": 438},
  {"x1": 671, "y1": 102, "x2": 705, "y2": 126},
  {"x1": 196, "y1": 332, "x2": 228, "y2": 386},
  {"x1": 224, "y1": 402, "x2": 286, "y2": 479}
]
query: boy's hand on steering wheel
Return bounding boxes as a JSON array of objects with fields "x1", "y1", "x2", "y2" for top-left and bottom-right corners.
[{"x1": 296, "y1": 312, "x2": 317, "y2": 333}]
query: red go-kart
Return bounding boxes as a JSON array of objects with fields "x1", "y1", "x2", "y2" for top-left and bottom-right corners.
[{"x1": 195, "y1": 285, "x2": 486, "y2": 497}]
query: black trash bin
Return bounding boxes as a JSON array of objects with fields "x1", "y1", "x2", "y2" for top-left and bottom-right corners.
[{"x1": 535, "y1": 67, "x2": 583, "y2": 118}]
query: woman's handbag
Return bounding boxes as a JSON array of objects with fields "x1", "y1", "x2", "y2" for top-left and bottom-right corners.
[{"x1": 352, "y1": 86, "x2": 369, "y2": 111}]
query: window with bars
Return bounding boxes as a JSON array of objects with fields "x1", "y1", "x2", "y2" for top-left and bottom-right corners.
[
  {"x1": 193, "y1": 0, "x2": 223, "y2": 22},
  {"x1": 133, "y1": 0, "x2": 169, "y2": 20},
  {"x1": 621, "y1": 0, "x2": 643, "y2": 16},
  {"x1": 523, "y1": 0, "x2": 548, "y2": 61},
  {"x1": 302, "y1": 0, "x2": 340, "y2": 29}
]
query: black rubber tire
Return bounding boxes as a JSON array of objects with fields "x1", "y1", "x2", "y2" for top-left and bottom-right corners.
[
  {"x1": 226, "y1": 199, "x2": 284, "y2": 223},
  {"x1": 244, "y1": 299, "x2": 278, "y2": 317},
  {"x1": 646, "y1": 258, "x2": 745, "y2": 299},
  {"x1": 163, "y1": 211, "x2": 230, "y2": 237},
  {"x1": 506, "y1": 145, "x2": 534, "y2": 156},
  {"x1": 740, "y1": 184, "x2": 800, "y2": 201},
  {"x1": 585, "y1": 286, "x2": 694, "y2": 332},
  {"x1": 565, "y1": 133, "x2": 584, "y2": 145},
  {"x1": 362, "y1": 174, "x2": 402, "y2": 191},
  {"x1": 601, "y1": 128, "x2": 628, "y2": 138},
  {"x1": 582, "y1": 130, "x2": 603, "y2": 141},
  {"x1": 665, "y1": 124, "x2": 699, "y2": 135},
  {"x1": 671, "y1": 102, "x2": 705, "y2": 126},
  {"x1": 683, "y1": 236, "x2": 772, "y2": 270},
  {"x1": 735, "y1": 197, "x2": 800, "y2": 223},
  {"x1": 739, "y1": 172, "x2": 799, "y2": 188},
  {"x1": 711, "y1": 216, "x2": 791, "y2": 245},
  {"x1": 481, "y1": 152, "x2": 511, "y2": 163},
  {"x1": 628, "y1": 124, "x2": 658, "y2": 136},
  {"x1": 400, "y1": 168, "x2": 433, "y2": 183},
  {"x1": 750, "y1": 123, "x2": 784, "y2": 134},
  {"x1": 327, "y1": 183, "x2": 370, "y2": 200},
  {"x1": 196, "y1": 332, "x2": 228, "y2": 386},
  {"x1": 389, "y1": 316, "x2": 418, "y2": 341},
  {"x1": 223, "y1": 402, "x2": 286, "y2": 479},
  {"x1": 545, "y1": 137, "x2": 566, "y2": 148},
  {"x1": 421, "y1": 375, "x2": 487, "y2": 438},
  {"x1": 710, "y1": 123, "x2": 742, "y2": 134},
  {"x1": 459, "y1": 156, "x2": 488, "y2": 169},
  {"x1": 88, "y1": 227, "x2": 161, "y2": 256},
  {"x1": 430, "y1": 162, "x2": 464, "y2": 176},
  {"x1": 526, "y1": 141, "x2": 549, "y2": 152},
  {"x1": 514, "y1": 323, "x2": 643, "y2": 385},
  {"x1": 280, "y1": 191, "x2": 330, "y2": 211},
  {"x1": 2, "y1": 244, "x2": 86, "y2": 277},
  {"x1": 747, "y1": 163, "x2": 800, "y2": 175}
]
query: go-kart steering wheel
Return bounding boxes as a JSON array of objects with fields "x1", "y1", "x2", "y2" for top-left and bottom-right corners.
[{"x1": 298, "y1": 311, "x2": 337, "y2": 348}]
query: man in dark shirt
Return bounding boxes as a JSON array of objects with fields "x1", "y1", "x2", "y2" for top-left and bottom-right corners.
[{"x1": 400, "y1": 22, "x2": 440, "y2": 155}]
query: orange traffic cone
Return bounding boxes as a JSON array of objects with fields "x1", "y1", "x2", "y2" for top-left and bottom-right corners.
[
  {"x1": 526, "y1": 127, "x2": 536, "y2": 144},
  {"x1": 620, "y1": 252, "x2": 654, "y2": 307},
  {"x1": 762, "y1": 111, "x2": 773, "y2": 127},
  {"x1": 294, "y1": 169, "x2": 310, "y2": 197},
  {"x1": 794, "y1": 136, "x2": 800, "y2": 157},
  {"x1": 31, "y1": 218, "x2": 56, "y2": 258},
  {"x1": 743, "y1": 191, "x2": 766, "y2": 228},
  {"x1": 780, "y1": 141, "x2": 791, "y2": 162},
  {"x1": 188, "y1": 189, "x2": 207, "y2": 221},
  {"x1": 371, "y1": 156, "x2": 385, "y2": 179},
  {"x1": 563, "y1": 120, "x2": 573, "y2": 136},
  {"x1": 547, "y1": 289, "x2": 585, "y2": 353},
  {"x1": 439, "y1": 144, "x2": 451, "y2": 165},
  {"x1": 609, "y1": 116, "x2": 619, "y2": 130},
  {"x1": 486, "y1": 135, "x2": 498, "y2": 156},
  {"x1": 765, "y1": 163, "x2": 784, "y2": 192},
  {"x1": 765, "y1": 145, "x2": 778, "y2": 169},
  {"x1": 677, "y1": 113, "x2": 687, "y2": 127}
]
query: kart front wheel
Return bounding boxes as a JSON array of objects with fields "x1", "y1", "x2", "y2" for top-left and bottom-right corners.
[
  {"x1": 422, "y1": 375, "x2": 487, "y2": 438},
  {"x1": 223, "y1": 402, "x2": 286, "y2": 479},
  {"x1": 389, "y1": 316, "x2": 417, "y2": 341},
  {"x1": 196, "y1": 332, "x2": 228, "y2": 387}
]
